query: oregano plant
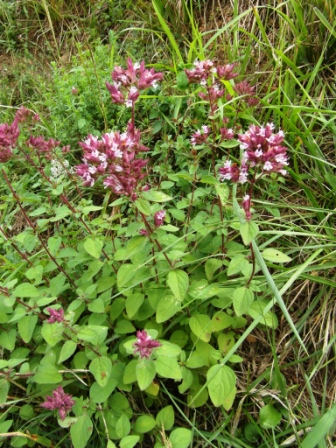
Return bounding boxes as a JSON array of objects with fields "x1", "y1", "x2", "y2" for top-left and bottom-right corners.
[{"x1": 0, "y1": 56, "x2": 291, "y2": 448}]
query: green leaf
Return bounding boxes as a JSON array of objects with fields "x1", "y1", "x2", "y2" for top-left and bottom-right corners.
[
  {"x1": 88, "y1": 298, "x2": 105, "y2": 313},
  {"x1": 262, "y1": 248, "x2": 292, "y2": 263},
  {"x1": 34, "y1": 363, "x2": 62, "y2": 384},
  {"x1": 189, "y1": 314, "x2": 212, "y2": 342},
  {"x1": 119, "y1": 435, "x2": 140, "y2": 448},
  {"x1": 117, "y1": 264, "x2": 136, "y2": 289},
  {"x1": 125, "y1": 236, "x2": 147, "y2": 260},
  {"x1": 90, "y1": 378, "x2": 117, "y2": 403},
  {"x1": 156, "y1": 296, "x2": 181, "y2": 323},
  {"x1": 123, "y1": 359, "x2": 137, "y2": 384},
  {"x1": 70, "y1": 414, "x2": 93, "y2": 448},
  {"x1": 0, "y1": 328, "x2": 16, "y2": 350},
  {"x1": 0, "y1": 378, "x2": 9, "y2": 404},
  {"x1": 169, "y1": 428, "x2": 192, "y2": 448},
  {"x1": 247, "y1": 301, "x2": 278, "y2": 328},
  {"x1": 211, "y1": 311, "x2": 233, "y2": 332},
  {"x1": 58, "y1": 340, "x2": 77, "y2": 364},
  {"x1": 83, "y1": 238, "x2": 103, "y2": 259},
  {"x1": 18, "y1": 315, "x2": 38, "y2": 343},
  {"x1": 116, "y1": 414, "x2": 130, "y2": 439},
  {"x1": 156, "y1": 405, "x2": 174, "y2": 431},
  {"x1": 259, "y1": 404, "x2": 282, "y2": 429},
  {"x1": 89, "y1": 356, "x2": 112, "y2": 387},
  {"x1": 142, "y1": 190, "x2": 173, "y2": 202},
  {"x1": 134, "y1": 415, "x2": 157, "y2": 433},
  {"x1": 155, "y1": 356, "x2": 182, "y2": 380},
  {"x1": 227, "y1": 254, "x2": 249, "y2": 277},
  {"x1": 166, "y1": 270, "x2": 189, "y2": 301},
  {"x1": 136, "y1": 359, "x2": 156, "y2": 390},
  {"x1": 206, "y1": 364, "x2": 236, "y2": 408},
  {"x1": 240, "y1": 221, "x2": 259, "y2": 245},
  {"x1": 135, "y1": 198, "x2": 151, "y2": 215},
  {"x1": 215, "y1": 183, "x2": 230, "y2": 206},
  {"x1": 13, "y1": 283, "x2": 39, "y2": 298},
  {"x1": 126, "y1": 293, "x2": 144, "y2": 318},
  {"x1": 205, "y1": 258, "x2": 223, "y2": 280},
  {"x1": 41, "y1": 323, "x2": 64, "y2": 347},
  {"x1": 233, "y1": 287, "x2": 254, "y2": 316},
  {"x1": 155, "y1": 341, "x2": 181, "y2": 358}
]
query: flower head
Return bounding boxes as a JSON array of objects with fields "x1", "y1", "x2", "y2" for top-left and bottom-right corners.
[
  {"x1": 41, "y1": 386, "x2": 75, "y2": 420},
  {"x1": 76, "y1": 122, "x2": 149, "y2": 198},
  {"x1": 45, "y1": 307, "x2": 64, "y2": 323},
  {"x1": 154, "y1": 210, "x2": 166, "y2": 227},
  {"x1": 106, "y1": 58, "x2": 163, "y2": 106},
  {"x1": 133, "y1": 330, "x2": 161, "y2": 359}
]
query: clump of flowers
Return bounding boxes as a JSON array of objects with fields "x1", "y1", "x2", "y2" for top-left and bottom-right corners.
[
  {"x1": 50, "y1": 159, "x2": 73, "y2": 181},
  {"x1": 45, "y1": 307, "x2": 65, "y2": 323},
  {"x1": 219, "y1": 123, "x2": 289, "y2": 220},
  {"x1": 106, "y1": 58, "x2": 163, "y2": 107},
  {"x1": 0, "y1": 107, "x2": 37, "y2": 163},
  {"x1": 133, "y1": 330, "x2": 161, "y2": 359},
  {"x1": 41, "y1": 386, "x2": 75, "y2": 420},
  {"x1": 76, "y1": 122, "x2": 149, "y2": 199},
  {"x1": 77, "y1": 60, "x2": 163, "y2": 200},
  {"x1": 185, "y1": 60, "x2": 239, "y2": 113}
]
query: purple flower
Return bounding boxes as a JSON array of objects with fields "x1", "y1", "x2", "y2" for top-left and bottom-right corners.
[
  {"x1": 220, "y1": 127, "x2": 235, "y2": 140},
  {"x1": 191, "y1": 125, "x2": 211, "y2": 146},
  {"x1": 133, "y1": 330, "x2": 161, "y2": 359},
  {"x1": 76, "y1": 122, "x2": 149, "y2": 198},
  {"x1": 106, "y1": 58, "x2": 163, "y2": 105},
  {"x1": 242, "y1": 194, "x2": 252, "y2": 220},
  {"x1": 154, "y1": 210, "x2": 166, "y2": 227},
  {"x1": 217, "y1": 63, "x2": 238, "y2": 80},
  {"x1": 239, "y1": 123, "x2": 288, "y2": 175},
  {"x1": 41, "y1": 386, "x2": 75, "y2": 420},
  {"x1": 46, "y1": 307, "x2": 64, "y2": 323},
  {"x1": 185, "y1": 59, "x2": 214, "y2": 84}
]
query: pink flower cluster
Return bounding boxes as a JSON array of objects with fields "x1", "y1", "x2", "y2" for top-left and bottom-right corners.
[
  {"x1": 46, "y1": 307, "x2": 64, "y2": 323},
  {"x1": 185, "y1": 60, "x2": 238, "y2": 113},
  {"x1": 219, "y1": 123, "x2": 288, "y2": 184},
  {"x1": 191, "y1": 125, "x2": 211, "y2": 146},
  {"x1": 219, "y1": 123, "x2": 289, "y2": 220},
  {"x1": 106, "y1": 58, "x2": 163, "y2": 107},
  {"x1": 28, "y1": 136, "x2": 60, "y2": 158},
  {"x1": 185, "y1": 60, "x2": 238, "y2": 85},
  {"x1": 76, "y1": 122, "x2": 149, "y2": 199},
  {"x1": 133, "y1": 330, "x2": 161, "y2": 359},
  {"x1": 0, "y1": 107, "x2": 36, "y2": 162},
  {"x1": 41, "y1": 386, "x2": 75, "y2": 420},
  {"x1": 154, "y1": 210, "x2": 166, "y2": 227}
]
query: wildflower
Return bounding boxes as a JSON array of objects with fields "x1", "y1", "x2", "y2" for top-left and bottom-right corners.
[
  {"x1": 242, "y1": 194, "x2": 252, "y2": 220},
  {"x1": 220, "y1": 127, "x2": 235, "y2": 140},
  {"x1": 41, "y1": 386, "x2": 75, "y2": 420},
  {"x1": 27, "y1": 136, "x2": 60, "y2": 157},
  {"x1": 191, "y1": 126, "x2": 211, "y2": 146},
  {"x1": 76, "y1": 122, "x2": 149, "y2": 198},
  {"x1": 133, "y1": 330, "x2": 161, "y2": 359},
  {"x1": 185, "y1": 59, "x2": 214, "y2": 84},
  {"x1": 139, "y1": 229, "x2": 149, "y2": 236},
  {"x1": 238, "y1": 123, "x2": 288, "y2": 175},
  {"x1": 45, "y1": 307, "x2": 64, "y2": 323},
  {"x1": 106, "y1": 58, "x2": 163, "y2": 106},
  {"x1": 219, "y1": 160, "x2": 247, "y2": 184},
  {"x1": 50, "y1": 159, "x2": 72, "y2": 181},
  {"x1": 154, "y1": 210, "x2": 166, "y2": 227},
  {"x1": 217, "y1": 63, "x2": 238, "y2": 81}
]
